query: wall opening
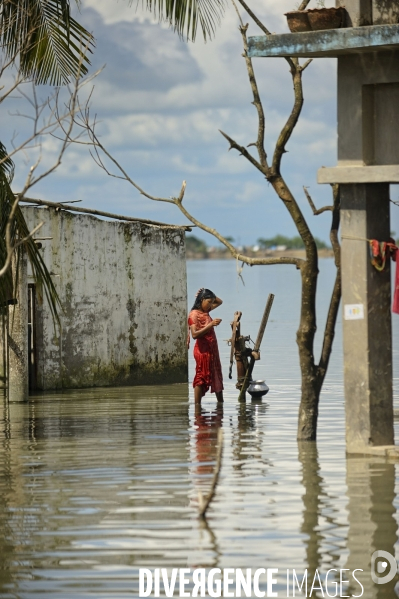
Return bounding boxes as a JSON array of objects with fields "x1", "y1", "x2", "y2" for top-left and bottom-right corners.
[{"x1": 28, "y1": 284, "x2": 37, "y2": 391}]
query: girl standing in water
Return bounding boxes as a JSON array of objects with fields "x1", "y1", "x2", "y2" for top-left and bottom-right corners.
[{"x1": 187, "y1": 288, "x2": 224, "y2": 404}]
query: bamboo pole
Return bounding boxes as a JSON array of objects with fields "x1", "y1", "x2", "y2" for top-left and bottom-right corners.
[{"x1": 237, "y1": 293, "x2": 275, "y2": 401}]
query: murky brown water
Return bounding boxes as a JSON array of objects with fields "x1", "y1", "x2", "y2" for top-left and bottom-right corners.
[{"x1": 0, "y1": 259, "x2": 398, "y2": 598}]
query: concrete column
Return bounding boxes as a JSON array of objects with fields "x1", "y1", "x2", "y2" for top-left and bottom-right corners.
[
  {"x1": 337, "y1": 0, "x2": 372, "y2": 27},
  {"x1": 8, "y1": 251, "x2": 28, "y2": 402},
  {"x1": 341, "y1": 184, "x2": 393, "y2": 453}
]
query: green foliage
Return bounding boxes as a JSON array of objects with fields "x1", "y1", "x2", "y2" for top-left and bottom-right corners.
[
  {"x1": 185, "y1": 234, "x2": 207, "y2": 254},
  {"x1": 257, "y1": 234, "x2": 329, "y2": 250},
  {"x1": 131, "y1": 0, "x2": 225, "y2": 41},
  {"x1": 0, "y1": 142, "x2": 61, "y2": 323},
  {"x1": 0, "y1": 0, "x2": 94, "y2": 85}
]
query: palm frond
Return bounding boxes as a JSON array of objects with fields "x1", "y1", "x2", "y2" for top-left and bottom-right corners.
[
  {"x1": 0, "y1": 0, "x2": 94, "y2": 85},
  {"x1": 0, "y1": 141, "x2": 61, "y2": 324},
  {"x1": 133, "y1": 0, "x2": 226, "y2": 41}
]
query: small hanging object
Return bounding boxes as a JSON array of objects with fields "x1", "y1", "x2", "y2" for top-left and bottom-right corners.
[
  {"x1": 227, "y1": 293, "x2": 275, "y2": 401},
  {"x1": 369, "y1": 238, "x2": 397, "y2": 272}
]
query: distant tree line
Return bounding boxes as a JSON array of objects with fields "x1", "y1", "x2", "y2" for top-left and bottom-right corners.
[
  {"x1": 186, "y1": 235, "x2": 208, "y2": 254},
  {"x1": 257, "y1": 234, "x2": 329, "y2": 250},
  {"x1": 186, "y1": 234, "x2": 330, "y2": 252}
]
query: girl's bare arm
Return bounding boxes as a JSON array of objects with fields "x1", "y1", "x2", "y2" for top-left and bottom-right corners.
[
  {"x1": 190, "y1": 319, "x2": 222, "y2": 339},
  {"x1": 210, "y1": 296, "x2": 223, "y2": 311}
]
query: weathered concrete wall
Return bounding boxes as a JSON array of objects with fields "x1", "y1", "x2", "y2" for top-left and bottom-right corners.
[
  {"x1": 337, "y1": 50, "x2": 399, "y2": 165},
  {"x1": 22, "y1": 207, "x2": 188, "y2": 390},
  {"x1": 337, "y1": 0, "x2": 399, "y2": 26}
]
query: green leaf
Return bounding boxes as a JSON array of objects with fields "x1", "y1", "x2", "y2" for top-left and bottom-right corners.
[
  {"x1": 0, "y1": 142, "x2": 61, "y2": 324},
  {"x1": 132, "y1": 0, "x2": 226, "y2": 41},
  {"x1": 0, "y1": 0, "x2": 94, "y2": 85}
]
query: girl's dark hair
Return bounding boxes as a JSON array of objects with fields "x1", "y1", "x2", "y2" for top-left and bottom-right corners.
[{"x1": 191, "y1": 288, "x2": 216, "y2": 310}]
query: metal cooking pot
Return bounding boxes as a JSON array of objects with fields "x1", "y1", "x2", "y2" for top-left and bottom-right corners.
[{"x1": 247, "y1": 380, "x2": 269, "y2": 399}]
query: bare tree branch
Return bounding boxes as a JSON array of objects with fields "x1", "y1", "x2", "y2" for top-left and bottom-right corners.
[
  {"x1": 235, "y1": 0, "x2": 271, "y2": 35},
  {"x1": 298, "y1": 0, "x2": 312, "y2": 10},
  {"x1": 304, "y1": 186, "x2": 333, "y2": 215},
  {"x1": 235, "y1": 1, "x2": 297, "y2": 74},
  {"x1": 219, "y1": 129, "x2": 265, "y2": 175},
  {"x1": 19, "y1": 196, "x2": 193, "y2": 229},
  {"x1": 317, "y1": 184, "x2": 341, "y2": 379},
  {"x1": 272, "y1": 63, "x2": 304, "y2": 176},
  {"x1": 69, "y1": 108, "x2": 177, "y2": 205},
  {"x1": 238, "y1": 23, "x2": 268, "y2": 170},
  {"x1": 0, "y1": 65, "x2": 102, "y2": 173},
  {"x1": 174, "y1": 185, "x2": 303, "y2": 267}
]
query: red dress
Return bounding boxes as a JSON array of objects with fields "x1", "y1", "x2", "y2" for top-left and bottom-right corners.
[{"x1": 188, "y1": 309, "x2": 224, "y2": 395}]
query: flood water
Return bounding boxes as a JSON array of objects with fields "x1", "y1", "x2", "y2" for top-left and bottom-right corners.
[{"x1": 0, "y1": 259, "x2": 398, "y2": 598}]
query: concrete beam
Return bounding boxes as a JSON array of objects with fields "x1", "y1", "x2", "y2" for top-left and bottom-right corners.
[
  {"x1": 318, "y1": 164, "x2": 399, "y2": 183},
  {"x1": 247, "y1": 24, "x2": 399, "y2": 58}
]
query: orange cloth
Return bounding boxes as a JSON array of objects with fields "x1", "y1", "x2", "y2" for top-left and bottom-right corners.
[{"x1": 188, "y1": 309, "x2": 224, "y2": 395}]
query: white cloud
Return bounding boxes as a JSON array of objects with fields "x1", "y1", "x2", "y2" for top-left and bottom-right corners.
[{"x1": 5, "y1": 0, "x2": 343, "y2": 245}]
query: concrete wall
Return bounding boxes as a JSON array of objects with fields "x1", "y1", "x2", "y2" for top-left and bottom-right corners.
[
  {"x1": 22, "y1": 207, "x2": 188, "y2": 390},
  {"x1": 337, "y1": 50, "x2": 399, "y2": 165},
  {"x1": 338, "y1": 0, "x2": 399, "y2": 26}
]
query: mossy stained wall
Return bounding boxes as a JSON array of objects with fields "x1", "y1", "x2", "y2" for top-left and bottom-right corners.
[{"x1": 22, "y1": 207, "x2": 188, "y2": 390}]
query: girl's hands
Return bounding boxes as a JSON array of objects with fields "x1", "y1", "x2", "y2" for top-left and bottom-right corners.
[
  {"x1": 211, "y1": 318, "x2": 222, "y2": 327},
  {"x1": 196, "y1": 288, "x2": 204, "y2": 297}
]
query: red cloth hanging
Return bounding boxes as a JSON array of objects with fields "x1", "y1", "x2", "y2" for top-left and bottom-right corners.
[
  {"x1": 393, "y1": 247, "x2": 399, "y2": 315},
  {"x1": 369, "y1": 239, "x2": 399, "y2": 314}
]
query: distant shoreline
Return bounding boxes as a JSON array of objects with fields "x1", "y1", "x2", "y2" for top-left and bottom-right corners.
[{"x1": 186, "y1": 248, "x2": 334, "y2": 260}]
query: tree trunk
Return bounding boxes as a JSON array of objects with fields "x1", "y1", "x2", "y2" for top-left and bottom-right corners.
[{"x1": 296, "y1": 257, "x2": 320, "y2": 441}]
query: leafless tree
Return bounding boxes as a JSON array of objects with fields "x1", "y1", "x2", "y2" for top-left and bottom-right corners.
[
  {"x1": 0, "y1": 56, "x2": 101, "y2": 317},
  {"x1": 69, "y1": 1, "x2": 340, "y2": 441}
]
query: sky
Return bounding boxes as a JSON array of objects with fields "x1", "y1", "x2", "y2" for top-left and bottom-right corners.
[{"x1": 5, "y1": 0, "x2": 399, "y2": 246}]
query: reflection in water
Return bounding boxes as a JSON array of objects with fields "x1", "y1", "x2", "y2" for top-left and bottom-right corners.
[
  {"x1": 298, "y1": 441, "x2": 324, "y2": 578},
  {"x1": 345, "y1": 459, "x2": 398, "y2": 599},
  {"x1": 298, "y1": 444, "x2": 399, "y2": 598},
  {"x1": 298, "y1": 442, "x2": 342, "y2": 580},
  {"x1": 193, "y1": 403, "x2": 224, "y2": 481},
  {"x1": 232, "y1": 400, "x2": 269, "y2": 473},
  {"x1": 0, "y1": 386, "x2": 191, "y2": 597},
  {"x1": 190, "y1": 403, "x2": 224, "y2": 569},
  {"x1": 0, "y1": 382, "x2": 399, "y2": 596}
]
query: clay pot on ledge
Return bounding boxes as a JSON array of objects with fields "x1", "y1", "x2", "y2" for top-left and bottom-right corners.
[{"x1": 285, "y1": 6, "x2": 347, "y2": 33}]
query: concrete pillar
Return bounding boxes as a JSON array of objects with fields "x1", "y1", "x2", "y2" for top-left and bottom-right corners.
[
  {"x1": 345, "y1": 458, "x2": 397, "y2": 598},
  {"x1": 341, "y1": 184, "x2": 393, "y2": 453},
  {"x1": 8, "y1": 251, "x2": 28, "y2": 402},
  {"x1": 337, "y1": 0, "x2": 372, "y2": 27},
  {"x1": 0, "y1": 309, "x2": 7, "y2": 396}
]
